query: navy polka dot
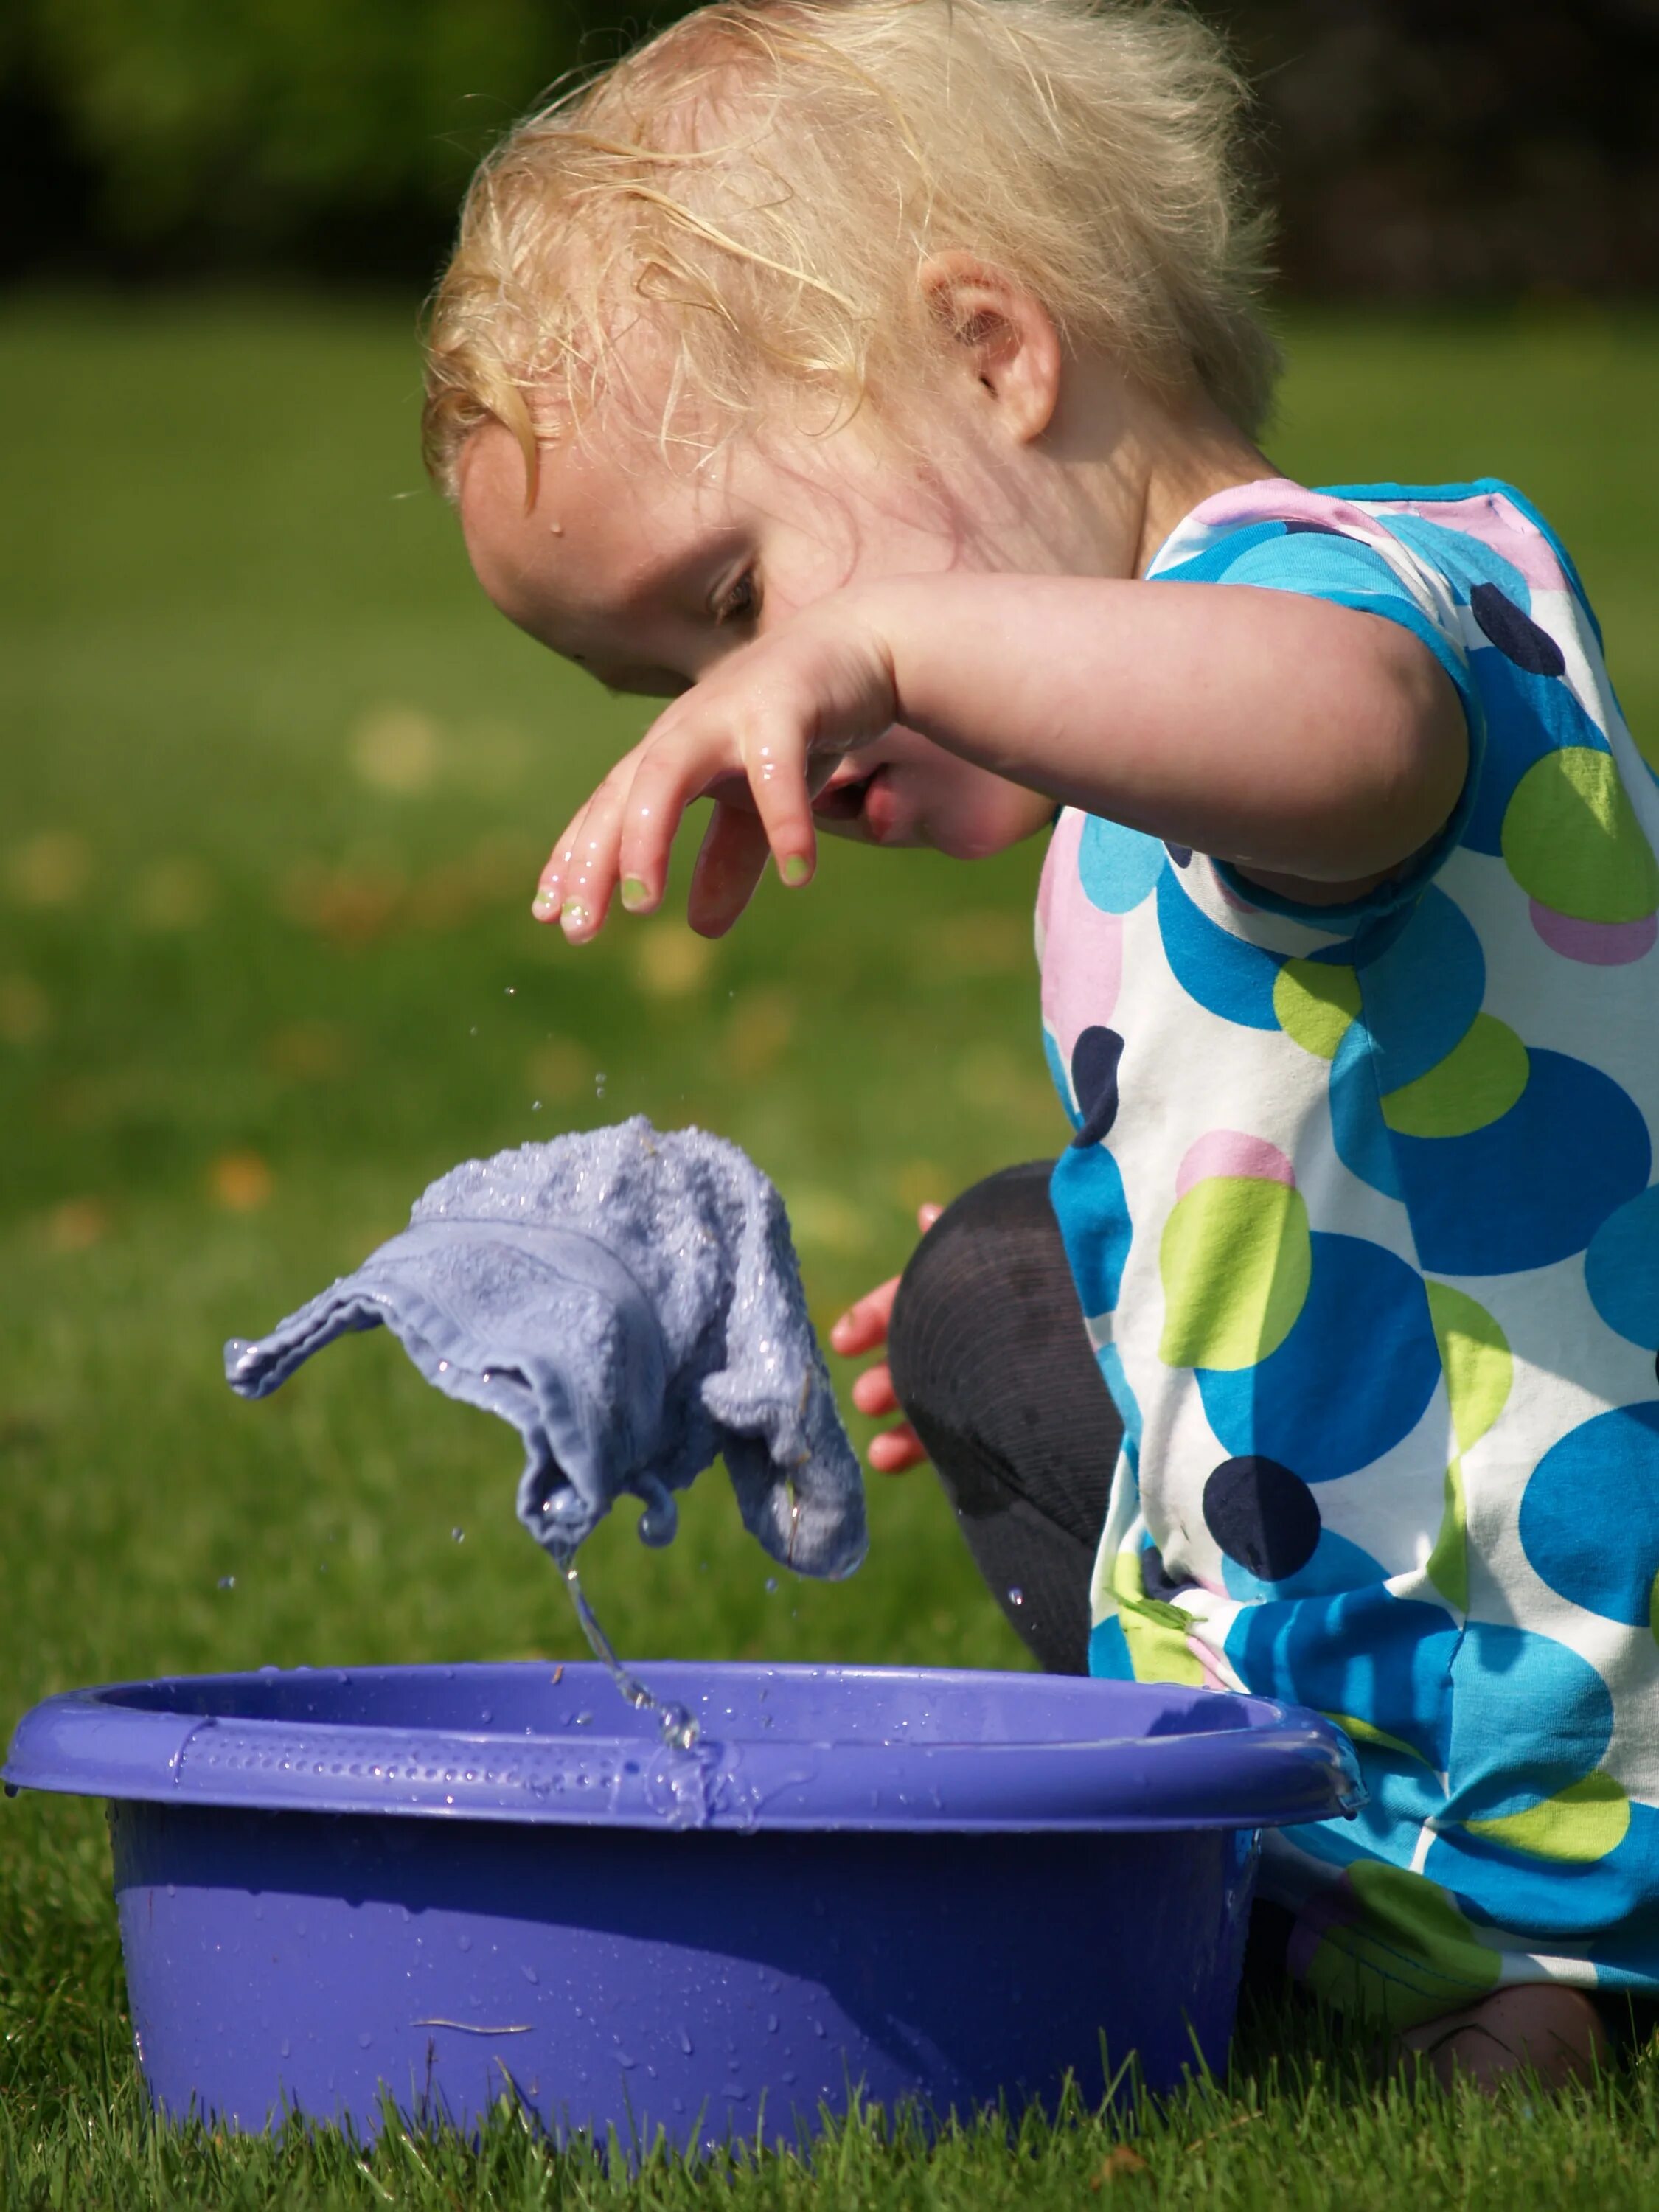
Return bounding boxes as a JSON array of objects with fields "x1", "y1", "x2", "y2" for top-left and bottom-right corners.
[
  {"x1": 1069, "y1": 1026, "x2": 1124, "y2": 1148},
  {"x1": 1140, "y1": 1541, "x2": 1191, "y2": 1601},
  {"x1": 1202, "y1": 1455, "x2": 1321, "y2": 1582},
  {"x1": 1470, "y1": 581, "x2": 1565, "y2": 676}
]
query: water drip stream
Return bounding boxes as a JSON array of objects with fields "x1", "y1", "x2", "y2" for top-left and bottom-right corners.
[{"x1": 561, "y1": 1561, "x2": 700, "y2": 1753}]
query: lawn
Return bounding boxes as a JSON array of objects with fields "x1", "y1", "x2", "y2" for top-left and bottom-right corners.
[{"x1": 4, "y1": 293, "x2": 1659, "y2": 2205}]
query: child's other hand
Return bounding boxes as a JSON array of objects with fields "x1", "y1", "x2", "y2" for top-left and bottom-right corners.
[
  {"x1": 828, "y1": 1203, "x2": 942, "y2": 1473},
  {"x1": 532, "y1": 599, "x2": 898, "y2": 942}
]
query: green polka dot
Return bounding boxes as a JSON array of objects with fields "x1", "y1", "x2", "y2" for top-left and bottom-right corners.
[
  {"x1": 1158, "y1": 1178, "x2": 1311, "y2": 1372},
  {"x1": 1303, "y1": 1861, "x2": 1502, "y2": 2029},
  {"x1": 1465, "y1": 1772, "x2": 1630, "y2": 1864},
  {"x1": 1425, "y1": 1282, "x2": 1512, "y2": 1453},
  {"x1": 1323, "y1": 1711, "x2": 1432, "y2": 1765},
  {"x1": 1381, "y1": 1015, "x2": 1529, "y2": 1138},
  {"x1": 1110, "y1": 1548, "x2": 1205, "y2": 1687},
  {"x1": 1273, "y1": 959, "x2": 1361, "y2": 1059},
  {"x1": 1501, "y1": 748, "x2": 1659, "y2": 922},
  {"x1": 1425, "y1": 1459, "x2": 1469, "y2": 1613}
]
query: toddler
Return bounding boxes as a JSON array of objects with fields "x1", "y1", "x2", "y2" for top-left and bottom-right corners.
[{"x1": 422, "y1": 0, "x2": 1659, "y2": 2089}]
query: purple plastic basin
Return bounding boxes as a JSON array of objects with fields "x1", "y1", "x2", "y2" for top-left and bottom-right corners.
[{"x1": 4, "y1": 1662, "x2": 1360, "y2": 2151}]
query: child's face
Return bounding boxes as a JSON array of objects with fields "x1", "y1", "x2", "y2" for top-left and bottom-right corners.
[{"x1": 458, "y1": 390, "x2": 1061, "y2": 860}]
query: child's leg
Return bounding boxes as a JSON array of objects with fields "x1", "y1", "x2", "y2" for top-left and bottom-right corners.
[{"x1": 887, "y1": 1161, "x2": 1123, "y2": 1673}]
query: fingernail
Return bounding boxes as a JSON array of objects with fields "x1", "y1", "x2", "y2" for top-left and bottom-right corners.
[
  {"x1": 560, "y1": 900, "x2": 591, "y2": 936},
  {"x1": 620, "y1": 876, "x2": 650, "y2": 912},
  {"x1": 780, "y1": 854, "x2": 810, "y2": 888},
  {"x1": 532, "y1": 886, "x2": 560, "y2": 918}
]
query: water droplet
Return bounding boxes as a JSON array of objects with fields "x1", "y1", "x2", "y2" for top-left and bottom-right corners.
[
  {"x1": 358, "y1": 2031, "x2": 373, "y2": 2049},
  {"x1": 767, "y1": 2014, "x2": 779, "y2": 2034},
  {"x1": 764, "y1": 1577, "x2": 778, "y2": 1595},
  {"x1": 679, "y1": 2028, "x2": 694, "y2": 2055},
  {"x1": 505, "y1": 985, "x2": 516, "y2": 995},
  {"x1": 451, "y1": 1527, "x2": 465, "y2": 1543},
  {"x1": 1007, "y1": 1585, "x2": 1024, "y2": 1607},
  {"x1": 531, "y1": 1099, "x2": 543, "y2": 1113},
  {"x1": 594, "y1": 1071, "x2": 608, "y2": 1097},
  {"x1": 521, "y1": 1964, "x2": 539, "y2": 1985},
  {"x1": 469, "y1": 1026, "x2": 478, "y2": 1037},
  {"x1": 217, "y1": 1575, "x2": 235, "y2": 1590},
  {"x1": 279, "y1": 2038, "x2": 291, "y2": 2059}
]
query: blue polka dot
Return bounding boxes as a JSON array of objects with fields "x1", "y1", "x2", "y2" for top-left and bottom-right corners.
[
  {"x1": 1585, "y1": 1186, "x2": 1659, "y2": 1349},
  {"x1": 1156, "y1": 866, "x2": 1284, "y2": 1030},
  {"x1": 1197, "y1": 1232, "x2": 1441, "y2": 1480},
  {"x1": 1354, "y1": 886, "x2": 1485, "y2": 1094},
  {"x1": 1328, "y1": 1023, "x2": 1403, "y2": 1200},
  {"x1": 1225, "y1": 1587, "x2": 1458, "y2": 1768},
  {"x1": 1094, "y1": 1341, "x2": 1141, "y2": 1475},
  {"x1": 1425, "y1": 1804, "x2": 1659, "y2": 1944},
  {"x1": 1519, "y1": 1403, "x2": 1659, "y2": 1626},
  {"x1": 1450, "y1": 1619, "x2": 1615, "y2": 1798},
  {"x1": 1077, "y1": 815, "x2": 1165, "y2": 914},
  {"x1": 1051, "y1": 1144, "x2": 1131, "y2": 1318},
  {"x1": 1220, "y1": 1523, "x2": 1386, "y2": 1604},
  {"x1": 1088, "y1": 1614, "x2": 1135, "y2": 1678},
  {"x1": 1396, "y1": 1049, "x2": 1650, "y2": 1276}
]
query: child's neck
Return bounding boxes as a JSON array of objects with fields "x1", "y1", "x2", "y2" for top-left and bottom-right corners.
[
  {"x1": 1129, "y1": 398, "x2": 1276, "y2": 577},
  {"x1": 1049, "y1": 352, "x2": 1275, "y2": 580}
]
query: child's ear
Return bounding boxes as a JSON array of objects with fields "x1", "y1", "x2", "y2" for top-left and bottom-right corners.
[{"x1": 917, "y1": 251, "x2": 1062, "y2": 445}]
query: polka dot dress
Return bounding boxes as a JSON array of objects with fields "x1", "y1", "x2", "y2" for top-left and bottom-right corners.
[{"x1": 1039, "y1": 478, "x2": 1659, "y2": 2026}]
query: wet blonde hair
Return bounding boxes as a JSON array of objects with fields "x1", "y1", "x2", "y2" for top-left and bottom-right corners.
[{"x1": 421, "y1": 0, "x2": 1279, "y2": 499}]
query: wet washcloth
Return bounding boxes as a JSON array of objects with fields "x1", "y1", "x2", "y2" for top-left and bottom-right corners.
[{"x1": 225, "y1": 1118, "x2": 866, "y2": 1577}]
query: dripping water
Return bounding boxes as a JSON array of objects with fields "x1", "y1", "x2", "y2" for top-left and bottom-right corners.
[{"x1": 561, "y1": 1559, "x2": 699, "y2": 1752}]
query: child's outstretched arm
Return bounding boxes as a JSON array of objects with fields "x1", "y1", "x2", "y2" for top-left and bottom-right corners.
[{"x1": 534, "y1": 569, "x2": 1467, "y2": 939}]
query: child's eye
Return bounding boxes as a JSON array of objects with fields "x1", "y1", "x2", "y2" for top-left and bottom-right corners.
[{"x1": 713, "y1": 569, "x2": 759, "y2": 625}]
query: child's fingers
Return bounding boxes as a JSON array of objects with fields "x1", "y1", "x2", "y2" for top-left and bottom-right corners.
[
  {"x1": 686, "y1": 801, "x2": 775, "y2": 939},
  {"x1": 551, "y1": 766, "x2": 639, "y2": 942},
  {"x1": 917, "y1": 1202, "x2": 943, "y2": 1233},
  {"x1": 868, "y1": 1423, "x2": 929, "y2": 1475},
  {"x1": 829, "y1": 1274, "x2": 900, "y2": 1357},
  {"x1": 620, "y1": 713, "x2": 818, "y2": 908},
  {"x1": 850, "y1": 1361, "x2": 900, "y2": 1419}
]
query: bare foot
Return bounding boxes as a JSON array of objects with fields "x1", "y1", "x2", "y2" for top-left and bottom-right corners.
[{"x1": 1395, "y1": 1985, "x2": 1609, "y2": 2093}]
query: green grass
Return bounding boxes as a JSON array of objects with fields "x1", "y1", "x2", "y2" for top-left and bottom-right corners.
[{"x1": 3, "y1": 292, "x2": 1659, "y2": 2205}]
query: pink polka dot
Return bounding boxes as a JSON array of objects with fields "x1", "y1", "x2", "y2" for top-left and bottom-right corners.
[
  {"x1": 1040, "y1": 828, "x2": 1123, "y2": 1056},
  {"x1": 1034, "y1": 810, "x2": 1077, "y2": 939},
  {"x1": 1175, "y1": 1130, "x2": 1296, "y2": 1200},
  {"x1": 1530, "y1": 900, "x2": 1658, "y2": 967}
]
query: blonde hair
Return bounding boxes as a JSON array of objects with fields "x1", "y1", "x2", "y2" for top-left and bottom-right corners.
[{"x1": 421, "y1": 0, "x2": 1279, "y2": 499}]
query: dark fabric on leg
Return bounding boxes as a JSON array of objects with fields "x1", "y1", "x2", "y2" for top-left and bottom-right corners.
[{"x1": 887, "y1": 1160, "x2": 1124, "y2": 1674}]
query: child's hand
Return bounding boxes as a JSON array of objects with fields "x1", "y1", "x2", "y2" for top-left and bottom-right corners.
[
  {"x1": 828, "y1": 1203, "x2": 942, "y2": 1473},
  {"x1": 533, "y1": 598, "x2": 899, "y2": 941}
]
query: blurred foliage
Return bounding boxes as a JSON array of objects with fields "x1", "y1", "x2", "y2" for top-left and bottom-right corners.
[
  {"x1": 0, "y1": 0, "x2": 587, "y2": 280},
  {"x1": 1, "y1": 1, "x2": 1658, "y2": 290}
]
